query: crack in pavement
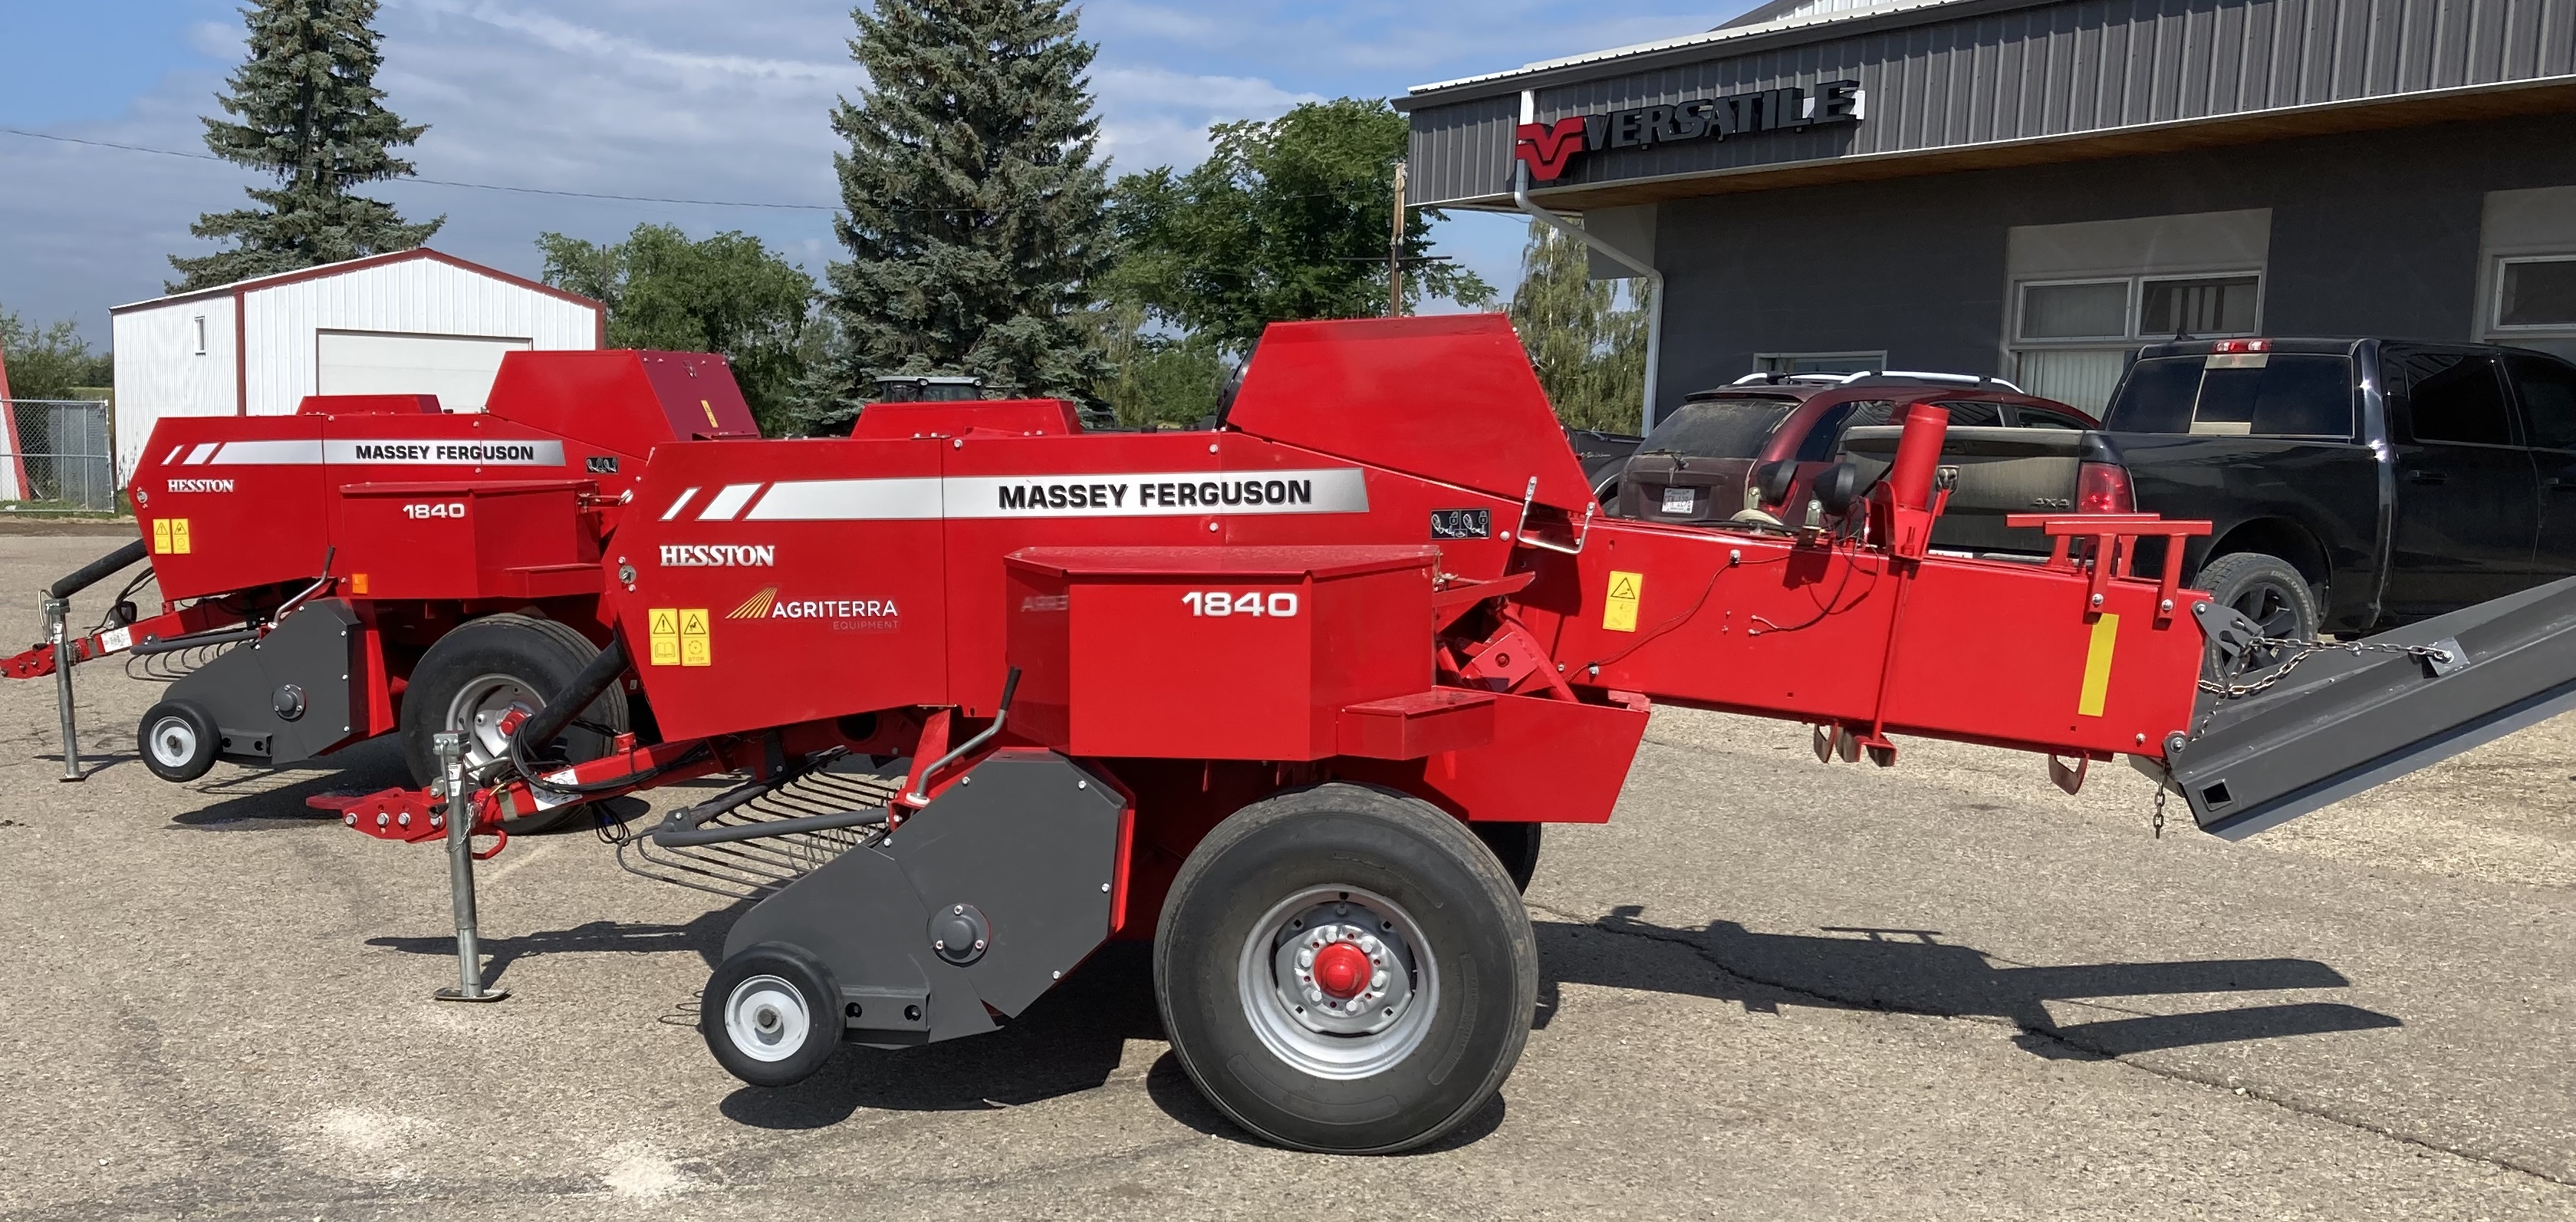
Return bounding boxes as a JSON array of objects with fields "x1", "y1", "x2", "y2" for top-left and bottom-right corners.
[{"x1": 1526, "y1": 897, "x2": 2574, "y2": 1190}]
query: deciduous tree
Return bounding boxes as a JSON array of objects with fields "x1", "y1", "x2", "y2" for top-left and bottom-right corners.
[
  {"x1": 1507, "y1": 219, "x2": 1651, "y2": 433},
  {"x1": 538, "y1": 226, "x2": 816, "y2": 435}
]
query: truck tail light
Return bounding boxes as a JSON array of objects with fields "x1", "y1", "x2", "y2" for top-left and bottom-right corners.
[
  {"x1": 2076, "y1": 461, "x2": 2134, "y2": 514},
  {"x1": 2210, "y1": 338, "x2": 2270, "y2": 354}
]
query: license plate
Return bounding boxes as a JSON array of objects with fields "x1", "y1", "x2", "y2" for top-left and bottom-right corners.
[{"x1": 1660, "y1": 487, "x2": 1695, "y2": 514}]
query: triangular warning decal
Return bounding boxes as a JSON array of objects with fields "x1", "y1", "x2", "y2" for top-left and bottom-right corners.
[
  {"x1": 681, "y1": 610, "x2": 708, "y2": 634},
  {"x1": 650, "y1": 611, "x2": 676, "y2": 634},
  {"x1": 1609, "y1": 575, "x2": 1637, "y2": 599}
]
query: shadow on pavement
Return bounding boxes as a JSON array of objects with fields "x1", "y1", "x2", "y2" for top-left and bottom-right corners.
[
  {"x1": 1534, "y1": 906, "x2": 2400, "y2": 1059},
  {"x1": 367, "y1": 906, "x2": 742, "y2": 983}
]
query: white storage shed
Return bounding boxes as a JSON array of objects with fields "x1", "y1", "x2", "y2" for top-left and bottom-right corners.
[{"x1": 109, "y1": 249, "x2": 604, "y2": 476}]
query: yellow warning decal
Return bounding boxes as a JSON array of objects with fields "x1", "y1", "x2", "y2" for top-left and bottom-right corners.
[
  {"x1": 679, "y1": 608, "x2": 711, "y2": 667},
  {"x1": 151, "y1": 519, "x2": 192, "y2": 555},
  {"x1": 646, "y1": 608, "x2": 681, "y2": 667},
  {"x1": 1603, "y1": 570, "x2": 1643, "y2": 633},
  {"x1": 2078, "y1": 612, "x2": 2120, "y2": 716},
  {"x1": 701, "y1": 398, "x2": 721, "y2": 430},
  {"x1": 151, "y1": 519, "x2": 170, "y2": 554}
]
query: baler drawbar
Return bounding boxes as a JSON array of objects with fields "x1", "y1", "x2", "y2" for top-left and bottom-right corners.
[{"x1": 29, "y1": 314, "x2": 2561, "y2": 1154}]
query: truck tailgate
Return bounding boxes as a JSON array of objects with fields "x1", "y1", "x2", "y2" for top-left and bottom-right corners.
[{"x1": 1843, "y1": 426, "x2": 2096, "y2": 555}]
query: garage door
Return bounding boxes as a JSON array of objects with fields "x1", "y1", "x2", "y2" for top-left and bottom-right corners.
[{"x1": 316, "y1": 331, "x2": 533, "y2": 412}]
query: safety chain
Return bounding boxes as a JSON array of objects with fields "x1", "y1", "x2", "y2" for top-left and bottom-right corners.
[
  {"x1": 2151, "y1": 634, "x2": 2456, "y2": 837},
  {"x1": 2196, "y1": 636, "x2": 2456, "y2": 700}
]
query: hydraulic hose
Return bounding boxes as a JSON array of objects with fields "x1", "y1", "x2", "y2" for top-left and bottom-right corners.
[
  {"x1": 507, "y1": 637, "x2": 630, "y2": 775},
  {"x1": 48, "y1": 539, "x2": 148, "y2": 600}
]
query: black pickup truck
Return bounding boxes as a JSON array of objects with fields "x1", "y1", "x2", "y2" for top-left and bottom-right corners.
[{"x1": 1843, "y1": 338, "x2": 2576, "y2": 643}]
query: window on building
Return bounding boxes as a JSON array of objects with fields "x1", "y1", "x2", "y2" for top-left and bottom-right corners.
[
  {"x1": 1753, "y1": 351, "x2": 1885, "y2": 376},
  {"x1": 2018, "y1": 281, "x2": 2128, "y2": 341},
  {"x1": 2011, "y1": 270, "x2": 2263, "y2": 417},
  {"x1": 191, "y1": 316, "x2": 206, "y2": 355},
  {"x1": 2498, "y1": 258, "x2": 2576, "y2": 330},
  {"x1": 2139, "y1": 275, "x2": 2260, "y2": 338}
]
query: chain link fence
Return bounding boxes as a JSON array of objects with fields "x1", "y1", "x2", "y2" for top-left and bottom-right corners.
[{"x1": 0, "y1": 399, "x2": 116, "y2": 513}]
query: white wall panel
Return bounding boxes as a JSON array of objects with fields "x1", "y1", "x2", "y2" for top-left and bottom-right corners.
[
  {"x1": 109, "y1": 295, "x2": 236, "y2": 477},
  {"x1": 239, "y1": 256, "x2": 597, "y2": 414},
  {"x1": 316, "y1": 331, "x2": 531, "y2": 409}
]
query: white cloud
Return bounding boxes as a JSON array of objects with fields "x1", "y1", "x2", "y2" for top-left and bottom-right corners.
[{"x1": 2, "y1": 1, "x2": 1755, "y2": 338}]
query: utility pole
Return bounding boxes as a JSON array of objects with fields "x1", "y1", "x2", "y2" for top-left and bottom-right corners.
[{"x1": 1387, "y1": 160, "x2": 1408, "y2": 318}]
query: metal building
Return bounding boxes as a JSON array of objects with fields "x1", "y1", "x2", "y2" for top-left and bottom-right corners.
[
  {"x1": 1398, "y1": 0, "x2": 2576, "y2": 417},
  {"x1": 108, "y1": 249, "x2": 604, "y2": 476}
]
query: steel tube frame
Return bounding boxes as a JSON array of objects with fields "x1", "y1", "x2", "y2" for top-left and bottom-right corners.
[{"x1": 433, "y1": 731, "x2": 507, "y2": 1003}]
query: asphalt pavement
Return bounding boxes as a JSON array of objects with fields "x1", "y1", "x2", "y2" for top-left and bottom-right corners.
[{"x1": 2, "y1": 531, "x2": 2570, "y2": 1220}]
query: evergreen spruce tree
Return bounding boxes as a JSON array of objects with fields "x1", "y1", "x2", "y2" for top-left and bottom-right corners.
[
  {"x1": 809, "y1": 0, "x2": 1114, "y2": 427},
  {"x1": 169, "y1": 0, "x2": 441, "y2": 291}
]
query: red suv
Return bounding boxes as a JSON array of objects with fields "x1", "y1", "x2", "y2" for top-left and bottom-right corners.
[{"x1": 1615, "y1": 371, "x2": 2096, "y2": 525}]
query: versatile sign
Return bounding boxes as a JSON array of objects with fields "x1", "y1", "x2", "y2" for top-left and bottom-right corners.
[{"x1": 1516, "y1": 80, "x2": 1864, "y2": 183}]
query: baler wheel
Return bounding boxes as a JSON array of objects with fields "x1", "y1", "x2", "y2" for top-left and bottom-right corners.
[
  {"x1": 400, "y1": 614, "x2": 630, "y2": 834},
  {"x1": 138, "y1": 699, "x2": 219, "y2": 782},
  {"x1": 701, "y1": 941, "x2": 843, "y2": 1087},
  {"x1": 1155, "y1": 782, "x2": 1538, "y2": 1154}
]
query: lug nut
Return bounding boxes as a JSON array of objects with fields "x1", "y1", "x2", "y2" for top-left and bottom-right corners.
[
  {"x1": 376, "y1": 812, "x2": 389, "y2": 828},
  {"x1": 344, "y1": 812, "x2": 356, "y2": 826}
]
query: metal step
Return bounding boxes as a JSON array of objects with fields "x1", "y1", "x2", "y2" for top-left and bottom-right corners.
[{"x1": 2166, "y1": 575, "x2": 2576, "y2": 839}]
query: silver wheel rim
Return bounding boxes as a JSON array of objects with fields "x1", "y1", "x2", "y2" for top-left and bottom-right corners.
[
  {"x1": 1238, "y1": 885, "x2": 1438, "y2": 1081},
  {"x1": 447, "y1": 673, "x2": 545, "y2": 772},
  {"x1": 147, "y1": 716, "x2": 198, "y2": 769},
  {"x1": 723, "y1": 974, "x2": 812, "y2": 1063}
]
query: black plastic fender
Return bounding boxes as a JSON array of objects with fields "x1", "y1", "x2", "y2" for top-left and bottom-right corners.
[{"x1": 720, "y1": 749, "x2": 1130, "y2": 1048}]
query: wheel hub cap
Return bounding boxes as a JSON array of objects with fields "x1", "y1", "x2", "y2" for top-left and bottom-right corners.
[{"x1": 1311, "y1": 941, "x2": 1370, "y2": 999}]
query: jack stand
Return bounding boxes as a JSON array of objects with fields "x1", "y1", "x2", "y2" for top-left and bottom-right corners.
[
  {"x1": 432, "y1": 732, "x2": 507, "y2": 1003},
  {"x1": 45, "y1": 597, "x2": 81, "y2": 782}
]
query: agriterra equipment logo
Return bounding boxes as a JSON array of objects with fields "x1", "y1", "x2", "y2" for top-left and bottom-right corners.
[{"x1": 1514, "y1": 80, "x2": 1864, "y2": 183}]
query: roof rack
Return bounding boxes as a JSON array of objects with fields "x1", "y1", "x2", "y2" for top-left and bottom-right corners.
[{"x1": 1726, "y1": 370, "x2": 2028, "y2": 394}]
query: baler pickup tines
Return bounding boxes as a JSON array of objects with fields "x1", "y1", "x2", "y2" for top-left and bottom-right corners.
[{"x1": 614, "y1": 759, "x2": 906, "y2": 901}]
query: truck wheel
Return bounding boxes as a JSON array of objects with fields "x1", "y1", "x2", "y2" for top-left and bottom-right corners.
[
  {"x1": 702, "y1": 942, "x2": 843, "y2": 1088},
  {"x1": 138, "y1": 699, "x2": 219, "y2": 782},
  {"x1": 1156, "y1": 782, "x2": 1538, "y2": 1154},
  {"x1": 400, "y1": 614, "x2": 629, "y2": 834},
  {"x1": 2195, "y1": 552, "x2": 2319, "y2": 675}
]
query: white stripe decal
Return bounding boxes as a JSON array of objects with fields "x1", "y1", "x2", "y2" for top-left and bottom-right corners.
[
  {"x1": 697, "y1": 483, "x2": 763, "y2": 521},
  {"x1": 184, "y1": 443, "x2": 219, "y2": 465},
  {"x1": 745, "y1": 477, "x2": 943, "y2": 521},
  {"x1": 660, "y1": 487, "x2": 701, "y2": 522},
  {"x1": 162, "y1": 444, "x2": 186, "y2": 466},
  {"x1": 734, "y1": 469, "x2": 1368, "y2": 522},
  {"x1": 207, "y1": 440, "x2": 325, "y2": 464}
]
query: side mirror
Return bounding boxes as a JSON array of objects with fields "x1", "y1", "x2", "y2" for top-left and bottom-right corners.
[
  {"x1": 1811, "y1": 463, "x2": 1860, "y2": 516},
  {"x1": 1752, "y1": 459, "x2": 1797, "y2": 506}
]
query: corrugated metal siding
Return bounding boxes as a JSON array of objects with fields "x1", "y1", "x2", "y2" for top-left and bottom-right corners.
[
  {"x1": 110, "y1": 297, "x2": 237, "y2": 477},
  {"x1": 239, "y1": 259, "x2": 598, "y2": 413},
  {"x1": 1408, "y1": 0, "x2": 2576, "y2": 204}
]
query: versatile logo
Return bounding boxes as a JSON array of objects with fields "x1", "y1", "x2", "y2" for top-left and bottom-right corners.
[
  {"x1": 729, "y1": 585, "x2": 899, "y2": 622},
  {"x1": 1515, "y1": 80, "x2": 1864, "y2": 183},
  {"x1": 659, "y1": 543, "x2": 775, "y2": 567},
  {"x1": 165, "y1": 478, "x2": 235, "y2": 493}
]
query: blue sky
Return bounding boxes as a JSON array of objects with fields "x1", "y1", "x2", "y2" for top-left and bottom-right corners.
[{"x1": 0, "y1": 1, "x2": 1749, "y2": 341}]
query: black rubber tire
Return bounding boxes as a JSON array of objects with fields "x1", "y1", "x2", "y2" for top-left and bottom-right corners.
[
  {"x1": 2195, "y1": 552, "x2": 2320, "y2": 677},
  {"x1": 400, "y1": 614, "x2": 629, "y2": 833},
  {"x1": 701, "y1": 941, "x2": 844, "y2": 1088},
  {"x1": 137, "y1": 699, "x2": 219, "y2": 782},
  {"x1": 1155, "y1": 782, "x2": 1538, "y2": 1154},
  {"x1": 1471, "y1": 822, "x2": 1544, "y2": 894}
]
